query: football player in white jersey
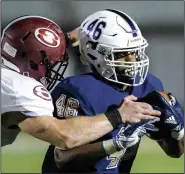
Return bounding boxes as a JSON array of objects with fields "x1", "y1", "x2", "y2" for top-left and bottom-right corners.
[{"x1": 1, "y1": 15, "x2": 161, "y2": 149}]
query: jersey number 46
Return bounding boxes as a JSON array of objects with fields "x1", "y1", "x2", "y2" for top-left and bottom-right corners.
[{"x1": 55, "y1": 94, "x2": 79, "y2": 118}]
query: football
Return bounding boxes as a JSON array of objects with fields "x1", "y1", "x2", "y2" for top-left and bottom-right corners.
[{"x1": 138, "y1": 91, "x2": 172, "y2": 141}]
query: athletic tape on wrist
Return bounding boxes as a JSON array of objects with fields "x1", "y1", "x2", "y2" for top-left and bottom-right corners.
[{"x1": 102, "y1": 139, "x2": 118, "y2": 155}]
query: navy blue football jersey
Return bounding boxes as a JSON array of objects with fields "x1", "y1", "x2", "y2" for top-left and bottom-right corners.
[{"x1": 42, "y1": 72, "x2": 163, "y2": 173}]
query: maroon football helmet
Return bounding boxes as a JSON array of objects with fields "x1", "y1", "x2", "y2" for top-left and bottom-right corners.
[{"x1": 1, "y1": 15, "x2": 68, "y2": 90}]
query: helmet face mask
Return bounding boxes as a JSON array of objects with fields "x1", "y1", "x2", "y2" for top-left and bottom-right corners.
[
  {"x1": 79, "y1": 9, "x2": 149, "y2": 86},
  {"x1": 1, "y1": 15, "x2": 68, "y2": 90},
  {"x1": 105, "y1": 46, "x2": 149, "y2": 86},
  {"x1": 45, "y1": 55, "x2": 69, "y2": 90}
]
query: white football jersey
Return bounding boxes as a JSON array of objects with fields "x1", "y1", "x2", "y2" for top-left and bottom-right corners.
[{"x1": 1, "y1": 60, "x2": 54, "y2": 146}]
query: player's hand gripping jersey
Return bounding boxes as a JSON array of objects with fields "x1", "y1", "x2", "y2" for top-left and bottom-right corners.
[
  {"x1": 1, "y1": 60, "x2": 54, "y2": 146},
  {"x1": 43, "y1": 72, "x2": 163, "y2": 173}
]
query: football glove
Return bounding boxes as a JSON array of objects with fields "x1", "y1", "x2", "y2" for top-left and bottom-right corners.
[
  {"x1": 138, "y1": 90, "x2": 184, "y2": 140},
  {"x1": 103, "y1": 118, "x2": 159, "y2": 155},
  {"x1": 113, "y1": 118, "x2": 159, "y2": 150}
]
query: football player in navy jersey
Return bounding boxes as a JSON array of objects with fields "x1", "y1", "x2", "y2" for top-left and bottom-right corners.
[{"x1": 42, "y1": 9, "x2": 184, "y2": 173}]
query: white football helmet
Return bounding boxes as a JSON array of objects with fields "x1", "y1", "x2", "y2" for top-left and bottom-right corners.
[{"x1": 79, "y1": 9, "x2": 149, "y2": 86}]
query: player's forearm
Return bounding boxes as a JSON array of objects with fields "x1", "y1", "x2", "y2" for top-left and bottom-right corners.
[
  {"x1": 19, "y1": 114, "x2": 113, "y2": 150},
  {"x1": 55, "y1": 141, "x2": 105, "y2": 169},
  {"x1": 157, "y1": 137, "x2": 184, "y2": 158},
  {"x1": 55, "y1": 114, "x2": 114, "y2": 149},
  {"x1": 18, "y1": 116, "x2": 68, "y2": 148}
]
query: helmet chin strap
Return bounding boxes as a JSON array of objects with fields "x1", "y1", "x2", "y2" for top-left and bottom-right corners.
[
  {"x1": 40, "y1": 50, "x2": 52, "y2": 72},
  {"x1": 40, "y1": 50, "x2": 52, "y2": 83}
]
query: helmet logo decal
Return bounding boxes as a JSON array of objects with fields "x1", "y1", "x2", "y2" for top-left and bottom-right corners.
[
  {"x1": 35, "y1": 28, "x2": 60, "y2": 48},
  {"x1": 33, "y1": 85, "x2": 52, "y2": 101}
]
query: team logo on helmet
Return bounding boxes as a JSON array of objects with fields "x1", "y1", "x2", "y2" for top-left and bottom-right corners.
[{"x1": 34, "y1": 28, "x2": 60, "y2": 48}]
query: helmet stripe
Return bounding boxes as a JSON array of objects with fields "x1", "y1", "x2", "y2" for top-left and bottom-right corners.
[{"x1": 106, "y1": 9, "x2": 137, "y2": 37}]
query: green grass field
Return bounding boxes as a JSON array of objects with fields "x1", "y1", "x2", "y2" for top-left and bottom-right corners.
[{"x1": 2, "y1": 132, "x2": 184, "y2": 173}]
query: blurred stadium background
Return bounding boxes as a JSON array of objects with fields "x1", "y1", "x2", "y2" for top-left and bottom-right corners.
[{"x1": 1, "y1": 0, "x2": 184, "y2": 173}]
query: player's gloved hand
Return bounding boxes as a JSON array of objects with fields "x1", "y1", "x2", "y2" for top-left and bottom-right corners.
[
  {"x1": 137, "y1": 91, "x2": 184, "y2": 140},
  {"x1": 162, "y1": 92, "x2": 184, "y2": 140},
  {"x1": 102, "y1": 119, "x2": 159, "y2": 155},
  {"x1": 113, "y1": 118, "x2": 159, "y2": 150}
]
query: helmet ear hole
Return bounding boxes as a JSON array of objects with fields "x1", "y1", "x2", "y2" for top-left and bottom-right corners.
[{"x1": 30, "y1": 60, "x2": 38, "y2": 71}]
